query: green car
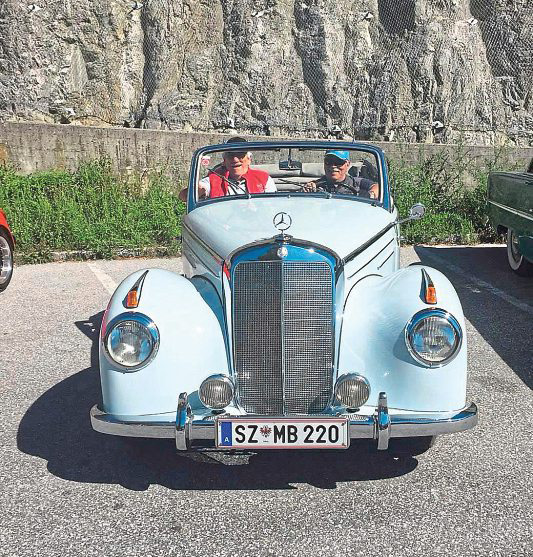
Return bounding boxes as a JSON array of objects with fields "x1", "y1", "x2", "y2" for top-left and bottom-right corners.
[{"x1": 488, "y1": 158, "x2": 533, "y2": 276}]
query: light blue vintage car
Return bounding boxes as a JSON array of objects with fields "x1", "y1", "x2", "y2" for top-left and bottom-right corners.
[{"x1": 91, "y1": 140, "x2": 477, "y2": 453}]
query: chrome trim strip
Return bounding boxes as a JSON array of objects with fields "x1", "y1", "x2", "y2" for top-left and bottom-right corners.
[
  {"x1": 182, "y1": 237, "x2": 218, "y2": 273},
  {"x1": 343, "y1": 222, "x2": 396, "y2": 266},
  {"x1": 377, "y1": 249, "x2": 394, "y2": 271},
  {"x1": 90, "y1": 406, "x2": 176, "y2": 438},
  {"x1": 488, "y1": 200, "x2": 533, "y2": 223},
  {"x1": 182, "y1": 223, "x2": 224, "y2": 264},
  {"x1": 91, "y1": 401, "x2": 478, "y2": 445},
  {"x1": 388, "y1": 403, "x2": 478, "y2": 437},
  {"x1": 346, "y1": 236, "x2": 395, "y2": 278},
  {"x1": 280, "y1": 262, "x2": 287, "y2": 414},
  {"x1": 226, "y1": 236, "x2": 341, "y2": 270}
]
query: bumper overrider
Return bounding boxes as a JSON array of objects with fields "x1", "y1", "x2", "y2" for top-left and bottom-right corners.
[{"x1": 90, "y1": 392, "x2": 478, "y2": 451}]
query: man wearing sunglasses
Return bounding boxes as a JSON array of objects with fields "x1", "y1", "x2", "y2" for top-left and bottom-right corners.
[
  {"x1": 303, "y1": 150, "x2": 379, "y2": 199},
  {"x1": 179, "y1": 137, "x2": 276, "y2": 201}
]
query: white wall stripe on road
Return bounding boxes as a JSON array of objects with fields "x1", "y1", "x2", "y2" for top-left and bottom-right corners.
[
  {"x1": 419, "y1": 248, "x2": 533, "y2": 317},
  {"x1": 87, "y1": 263, "x2": 117, "y2": 295}
]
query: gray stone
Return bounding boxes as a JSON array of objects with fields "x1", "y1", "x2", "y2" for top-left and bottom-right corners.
[{"x1": 0, "y1": 0, "x2": 531, "y2": 145}]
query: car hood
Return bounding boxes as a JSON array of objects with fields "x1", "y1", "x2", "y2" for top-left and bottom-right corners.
[{"x1": 184, "y1": 197, "x2": 394, "y2": 261}]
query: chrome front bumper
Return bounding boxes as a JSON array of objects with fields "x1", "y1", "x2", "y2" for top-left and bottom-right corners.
[{"x1": 90, "y1": 392, "x2": 478, "y2": 451}]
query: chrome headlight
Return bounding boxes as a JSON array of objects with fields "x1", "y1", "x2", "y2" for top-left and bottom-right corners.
[
  {"x1": 405, "y1": 309, "x2": 462, "y2": 367},
  {"x1": 104, "y1": 312, "x2": 159, "y2": 370},
  {"x1": 335, "y1": 373, "x2": 370, "y2": 409},
  {"x1": 199, "y1": 374, "x2": 234, "y2": 409}
]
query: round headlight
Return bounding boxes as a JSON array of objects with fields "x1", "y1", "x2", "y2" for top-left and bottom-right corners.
[
  {"x1": 335, "y1": 374, "x2": 370, "y2": 409},
  {"x1": 199, "y1": 374, "x2": 234, "y2": 409},
  {"x1": 105, "y1": 313, "x2": 159, "y2": 370},
  {"x1": 406, "y1": 309, "x2": 462, "y2": 366}
]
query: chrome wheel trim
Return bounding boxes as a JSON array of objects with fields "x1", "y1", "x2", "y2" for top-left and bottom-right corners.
[
  {"x1": 506, "y1": 229, "x2": 523, "y2": 270},
  {"x1": 0, "y1": 235, "x2": 13, "y2": 285}
]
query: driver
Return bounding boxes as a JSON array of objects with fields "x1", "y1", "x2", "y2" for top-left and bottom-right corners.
[
  {"x1": 179, "y1": 137, "x2": 276, "y2": 201},
  {"x1": 303, "y1": 150, "x2": 379, "y2": 199}
]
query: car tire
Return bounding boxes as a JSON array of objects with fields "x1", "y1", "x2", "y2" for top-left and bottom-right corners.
[
  {"x1": 0, "y1": 229, "x2": 13, "y2": 292},
  {"x1": 388, "y1": 435, "x2": 436, "y2": 456},
  {"x1": 506, "y1": 229, "x2": 533, "y2": 277}
]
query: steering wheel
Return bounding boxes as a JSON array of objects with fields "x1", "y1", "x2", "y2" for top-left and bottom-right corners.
[{"x1": 304, "y1": 181, "x2": 371, "y2": 198}]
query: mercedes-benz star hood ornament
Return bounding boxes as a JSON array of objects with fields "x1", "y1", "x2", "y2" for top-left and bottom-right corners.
[{"x1": 273, "y1": 212, "x2": 292, "y2": 232}]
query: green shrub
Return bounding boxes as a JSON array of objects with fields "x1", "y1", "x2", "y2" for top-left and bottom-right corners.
[
  {"x1": 0, "y1": 160, "x2": 185, "y2": 259},
  {"x1": 0, "y1": 149, "x2": 508, "y2": 258},
  {"x1": 390, "y1": 148, "x2": 500, "y2": 244}
]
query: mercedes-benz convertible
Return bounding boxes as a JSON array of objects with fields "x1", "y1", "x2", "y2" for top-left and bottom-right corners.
[{"x1": 90, "y1": 140, "x2": 477, "y2": 453}]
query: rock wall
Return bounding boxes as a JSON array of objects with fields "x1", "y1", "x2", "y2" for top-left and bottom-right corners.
[{"x1": 0, "y1": 0, "x2": 531, "y2": 145}]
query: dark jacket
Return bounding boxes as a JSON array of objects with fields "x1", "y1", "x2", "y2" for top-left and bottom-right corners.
[{"x1": 314, "y1": 174, "x2": 375, "y2": 197}]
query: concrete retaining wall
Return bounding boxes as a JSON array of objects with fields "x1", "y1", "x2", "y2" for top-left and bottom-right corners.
[{"x1": 1, "y1": 122, "x2": 532, "y2": 179}]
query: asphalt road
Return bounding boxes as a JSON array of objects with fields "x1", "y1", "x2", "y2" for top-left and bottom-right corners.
[{"x1": 1, "y1": 246, "x2": 532, "y2": 557}]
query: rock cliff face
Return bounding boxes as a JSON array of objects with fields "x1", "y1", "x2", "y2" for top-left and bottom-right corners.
[{"x1": 0, "y1": 0, "x2": 531, "y2": 145}]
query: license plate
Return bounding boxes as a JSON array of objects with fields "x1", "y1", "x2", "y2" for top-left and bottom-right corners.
[{"x1": 216, "y1": 417, "x2": 349, "y2": 449}]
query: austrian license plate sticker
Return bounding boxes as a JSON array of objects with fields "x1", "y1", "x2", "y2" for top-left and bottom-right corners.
[{"x1": 216, "y1": 418, "x2": 349, "y2": 449}]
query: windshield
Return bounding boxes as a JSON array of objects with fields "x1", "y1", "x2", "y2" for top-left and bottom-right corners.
[{"x1": 194, "y1": 146, "x2": 383, "y2": 204}]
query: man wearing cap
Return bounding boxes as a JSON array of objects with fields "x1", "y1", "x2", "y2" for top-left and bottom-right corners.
[
  {"x1": 179, "y1": 137, "x2": 276, "y2": 201},
  {"x1": 303, "y1": 150, "x2": 379, "y2": 199}
]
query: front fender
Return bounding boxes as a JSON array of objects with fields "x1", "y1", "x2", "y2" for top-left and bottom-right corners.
[
  {"x1": 99, "y1": 269, "x2": 228, "y2": 416},
  {"x1": 339, "y1": 265, "x2": 467, "y2": 412}
]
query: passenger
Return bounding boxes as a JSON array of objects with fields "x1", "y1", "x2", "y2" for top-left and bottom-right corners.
[
  {"x1": 179, "y1": 137, "x2": 276, "y2": 201},
  {"x1": 303, "y1": 150, "x2": 379, "y2": 199}
]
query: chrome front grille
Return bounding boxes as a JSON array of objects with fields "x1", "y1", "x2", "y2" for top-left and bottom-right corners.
[{"x1": 233, "y1": 260, "x2": 334, "y2": 415}]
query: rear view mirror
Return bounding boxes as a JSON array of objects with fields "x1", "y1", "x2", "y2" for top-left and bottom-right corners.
[
  {"x1": 279, "y1": 147, "x2": 302, "y2": 171},
  {"x1": 279, "y1": 159, "x2": 302, "y2": 171}
]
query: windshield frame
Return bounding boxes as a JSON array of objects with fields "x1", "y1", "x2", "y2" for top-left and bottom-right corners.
[{"x1": 186, "y1": 140, "x2": 391, "y2": 212}]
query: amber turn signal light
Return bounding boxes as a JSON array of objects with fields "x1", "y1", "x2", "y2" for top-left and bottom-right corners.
[
  {"x1": 125, "y1": 289, "x2": 139, "y2": 308},
  {"x1": 425, "y1": 285, "x2": 437, "y2": 304},
  {"x1": 421, "y1": 268, "x2": 437, "y2": 305},
  {"x1": 122, "y1": 270, "x2": 149, "y2": 309}
]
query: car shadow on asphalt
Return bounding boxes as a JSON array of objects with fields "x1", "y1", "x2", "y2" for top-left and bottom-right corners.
[
  {"x1": 17, "y1": 311, "x2": 419, "y2": 491},
  {"x1": 415, "y1": 245, "x2": 533, "y2": 390}
]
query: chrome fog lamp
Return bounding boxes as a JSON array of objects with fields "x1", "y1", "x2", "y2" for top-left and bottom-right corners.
[
  {"x1": 406, "y1": 309, "x2": 462, "y2": 367},
  {"x1": 199, "y1": 374, "x2": 234, "y2": 409},
  {"x1": 335, "y1": 374, "x2": 370, "y2": 409},
  {"x1": 105, "y1": 313, "x2": 159, "y2": 370}
]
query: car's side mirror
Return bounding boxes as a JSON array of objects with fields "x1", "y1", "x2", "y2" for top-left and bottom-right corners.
[
  {"x1": 395, "y1": 203, "x2": 426, "y2": 225},
  {"x1": 409, "y1": 203, "x2": 425, "y2": 220}
]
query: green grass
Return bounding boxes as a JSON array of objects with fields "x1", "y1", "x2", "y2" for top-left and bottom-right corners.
[
  {"x1": 390, "y1": 146, "x2": 518, "y2": 244},
  {"x1": 0, "y1": 159, "x2": 185, "y2": 262},
  {"x1": 0, "y1": 148, "x2": 516, "y2": 261}
]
